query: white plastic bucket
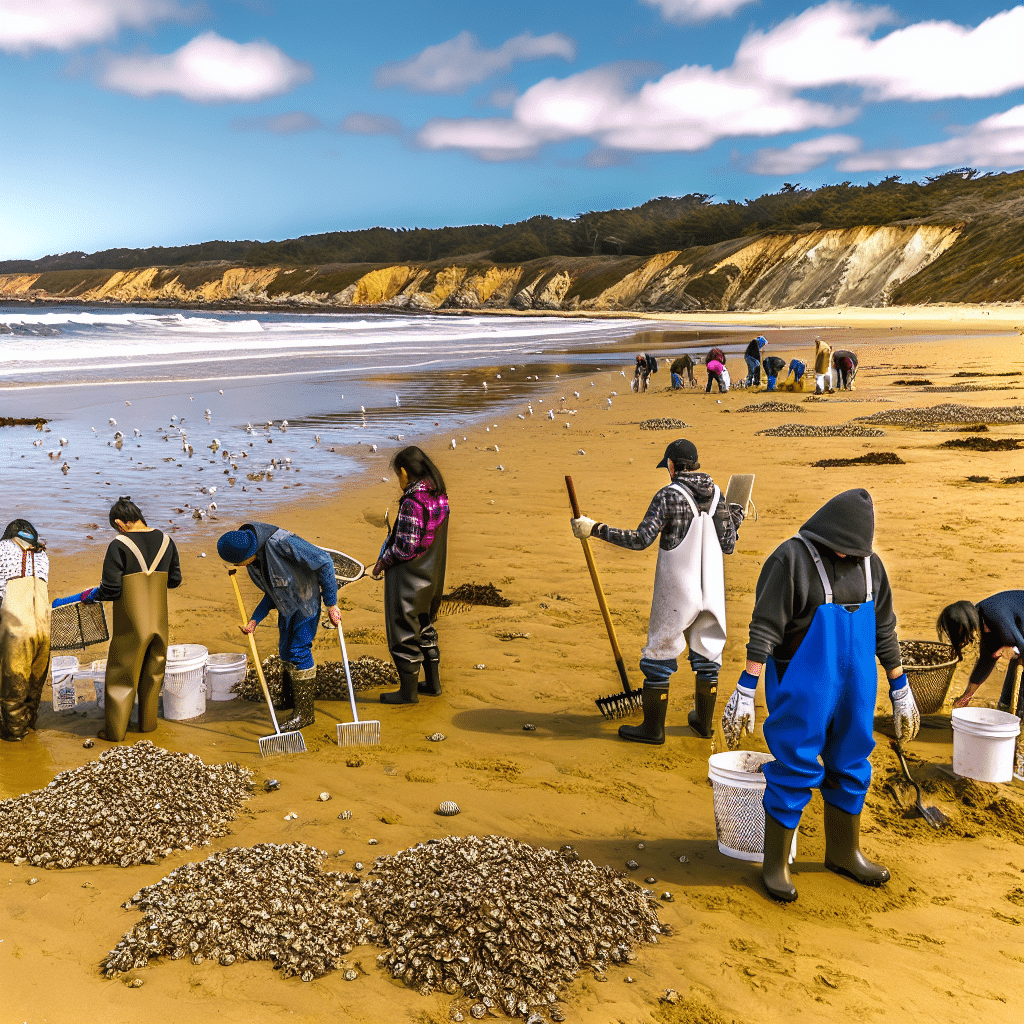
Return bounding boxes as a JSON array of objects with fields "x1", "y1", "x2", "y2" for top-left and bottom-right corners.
[
  {"x1": 74, "y1": 659, "x2": 108, "y2": 708},
  {"x1": 205, "y1": 653, "x2": 247, "y2": 701},
  {"x1": 50, "y1": 656, "x2": 81, "y2": 712},
  {"x1": 708, "y1": 751, "x2": 797, "y2": 862},
  {"x1": 162, "y1": 644, "x2": 208, "y2": 721},
  {"x1": 952, "y1": 707, "x2": 1021, "y2": 783}
]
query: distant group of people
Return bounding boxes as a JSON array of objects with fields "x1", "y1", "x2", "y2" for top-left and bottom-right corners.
[{"x1": 655, "y1": 333, "x2": 860, "y2": 396}]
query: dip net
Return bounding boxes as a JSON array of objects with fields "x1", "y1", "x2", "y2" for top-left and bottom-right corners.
[
  {"x1": 324, "y1": 548, "x2": 363, "y2": 586},
  {"x1": 50, "y1": 600, "x2": 109, "y2": 652}
]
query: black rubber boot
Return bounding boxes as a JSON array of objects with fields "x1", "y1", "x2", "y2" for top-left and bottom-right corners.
[
  {"x1": 997, "y1": 660, "x2": 1020, "y2": 713},
  {"x1": 278, "y1": 666, "x2": 316, "y2": 730},
  {"x1": 618, "y1": 683, "x2": 669, "y2": 744},
  {"x1": 381, "y1": 666, "x2": 420, "y2": 705},
  {"x1": 687, "y1": 674, "x2": 718, "y2": 738},
  {"x1": 418, "y1": 650, "x2": 442, "y2": 696},
  {"x1": 273, "y1": 661, "x2": 295, "y2": 712},
  {"x1": 762, "y1": 814, "x2": 798, "y2": 903},
  {"x1": 823, "y1": 803, "x2": 890, "y2": 886}
]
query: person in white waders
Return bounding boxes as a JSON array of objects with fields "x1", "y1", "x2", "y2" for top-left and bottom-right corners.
[
  {"x1": 571, "y1": 439, "x2": 743, "y2": 742},
  {"x1": 721, "y1": 489, "x2": 919, "y2": 903},
  {"x1": 0, "y1": 520, "x2": 50, "y2": 742},
  {"x1": 91, "y1": 497, "x2": 182, "y2": 742}
]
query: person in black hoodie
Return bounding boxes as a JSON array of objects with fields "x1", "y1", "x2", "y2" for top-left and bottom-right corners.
[
  {"x1": 571, "y1": 439, "x2": 743, "y2": 743},
  {"x1": 937, "y1": 592, "x2": 1024, "y2": 715},
  {"x1": 743, "y1": 336, "x2": 767, "y2": 387},
  {"x1": 721, "y1": 489, "x2": 919, "y2": 903}
]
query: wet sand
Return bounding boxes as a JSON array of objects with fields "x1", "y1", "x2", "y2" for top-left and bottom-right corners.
[{"x1": 3, "y1": 310, "x2": 1024, "y2": 1024}]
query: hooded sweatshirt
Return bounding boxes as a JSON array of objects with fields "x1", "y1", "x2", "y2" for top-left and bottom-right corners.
[
  {"x1": 745, "y1": 489, "x2": 900, "y2": 670},
  {"x1": 594, "y1": 471, "x2": 741, "y2": 554}
]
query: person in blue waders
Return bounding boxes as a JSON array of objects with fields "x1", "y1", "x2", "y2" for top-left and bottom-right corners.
[{"x1": 721, "y1": 489, "x2": 920, "y2": 902}]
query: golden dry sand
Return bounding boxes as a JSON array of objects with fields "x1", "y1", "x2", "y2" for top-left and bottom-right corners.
[{"x1": 3, "y1": 311, "x2": 1023, "y2": 1024}]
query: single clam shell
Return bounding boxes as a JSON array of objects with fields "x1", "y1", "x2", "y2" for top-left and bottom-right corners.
[{"x1": 436, "y1": 801, "x2": 461, "y2": 817}]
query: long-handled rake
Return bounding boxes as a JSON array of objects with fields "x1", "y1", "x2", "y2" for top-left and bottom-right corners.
[
  {"x1": 228, "y1": 569, "x2": 307, "y2": 757},
  {"x1": 335, "y1": 616, "x2": 381, "y2": 747},
  {"x1": 565, "y1": 475, "x2": 642, "y2": 718}
]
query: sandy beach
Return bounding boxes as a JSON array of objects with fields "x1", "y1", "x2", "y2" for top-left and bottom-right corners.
[{"x1": 3, "y1": 307, "x2": 1024, "y2": 1024}]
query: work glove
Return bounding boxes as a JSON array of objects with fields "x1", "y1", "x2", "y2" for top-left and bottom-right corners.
[
  {"x1": 889, "y1": 673, "x2": 920, "y2": 744},
  {"x1": 722, "y1": 671, "x2": 758, "y2": 750},
  {"x1": 571, "y1": 516, "x2": 597, "y2": 540}
]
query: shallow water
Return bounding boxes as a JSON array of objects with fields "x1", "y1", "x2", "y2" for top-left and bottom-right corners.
[{"x1": 0, "y1": 305, "x2": 767, "y2": 550}]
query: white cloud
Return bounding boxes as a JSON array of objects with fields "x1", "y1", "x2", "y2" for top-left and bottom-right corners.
[
  {"x1": 340, "y1": 112, "x2": 404, "y2": 136},
  {"x1": 642, "y1": 0, "x2": 756, "y2": 24},
  {"x1": 0, "y1": 0, "x2": 184, "y2": 53},
  {"x1": 377, "y1": 30, "x2": 575, "y2": 94},
  {"x1": 735, "y1": 2, "x2": 1024, "y2": 102},
  {"x1": 232, "y1": 111, "x2": 322, "y2": 134},
  {"x1": 747, "y1": 134, "x2": 862, "y2": 174},
  {"x1": 98, "y1": 31, "x2": 312, "y2": 102},
  {"x1": 839, "y1": 106, "x2": 1024, "y2": 171},
  {"x1": 417, "y1": 63, "x2": 855, "y2": 159}
]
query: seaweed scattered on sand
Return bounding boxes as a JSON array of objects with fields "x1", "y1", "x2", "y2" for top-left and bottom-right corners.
[
  {"x1": 443, "y1": 583, "x2": 512, "y2": 607},
  {"x1": 0, "y1": 417, "x2": 48, "y2": 428},
  {"x1": 939, "y1": 437, "x2": 1022, "y2": 451},
  {"x1": 813, "y1": 452, "x2": 905, "y2": 467},
  {"x1": 892, "y1": 379, "x2": 933, "y2": 386},
  {"x1": 967, "y1": 476, "x2": 991, "y2": 483}
]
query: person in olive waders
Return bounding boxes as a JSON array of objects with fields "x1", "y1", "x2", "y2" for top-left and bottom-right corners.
[
  {"x1": 91, "y1": 497, "x2": 182, "y2": 742},
  {"x1": 721, "y1": 489, "x2": 920, "y2": 903},
  {"x1": 217, "y1": 523, "x2": 340, "y2": 730},
  {"x1": 571, "y1": 439, "x2": 743, "y2": 742},
  {"x1": 0, "y1": 520, "x2": 51, "y2": 742}
]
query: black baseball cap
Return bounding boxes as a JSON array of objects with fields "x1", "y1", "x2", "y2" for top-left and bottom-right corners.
[{"x1": 657, "y1": 438, "x2": 698, "y2": 468}]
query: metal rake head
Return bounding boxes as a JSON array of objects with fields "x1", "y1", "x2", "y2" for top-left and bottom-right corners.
[
  {"x1": 258, "y1": 731, "x2": 307, "y2": 757},
  {"x1": 595, "y1": 691, "x2": 644, "y2": 719},
  {"x1": 337, "y1": 720, "x2": 381, "y2": 747}
]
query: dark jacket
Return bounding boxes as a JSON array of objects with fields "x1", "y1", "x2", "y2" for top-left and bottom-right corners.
[
  {"x1": 763, "y1": 356, "x2": 786, "y2": 376},
  {"x1": 746, "y1": 489, "x2": 901, "y2": 670},
  {"x1": 969, "y1": 591, "x2": 1024, "y2": 686},
  {"x1": 96, "y1": 530, "x2": 181, "y2": 602},
  {"x1": 243, "y1": 522, "x2": 337, "y2": 624},
  {"x1": 745, "y1": 338, "x2": 765, "y2": 361}
]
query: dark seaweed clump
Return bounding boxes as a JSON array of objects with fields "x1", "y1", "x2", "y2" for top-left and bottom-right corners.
[{"x1": 813, "y1": 452, "x2": 905, "y2": 468}]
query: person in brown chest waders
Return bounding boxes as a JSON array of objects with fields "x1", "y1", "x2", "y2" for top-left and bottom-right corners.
[
  {"x1": 0, "y1": 520, "x2": 51, "y2": 741},
  {"x1": 91, "y1": 497, "x2": 182, "y2": 742}
]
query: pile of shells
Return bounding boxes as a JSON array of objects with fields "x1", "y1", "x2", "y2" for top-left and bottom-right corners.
[
  {"x1": 362, "y1": 835, "x2": 663, "y2": 1017},
  {"x1": 922, "y1": 384, "x2": 1017, "y2": 393},
  {"x1": 0, "y1": 741, "x2": 252, "y2": 869},
  {"x1": 757, "y1": 423, "x2": 886, "y2": 437},
  {"x1": 494, "y1": 630, "x2": 531, "y2": 642},
  {"x1": 855, "y1": 404, "x2": 1024, "y2": 428},
  {"x1": 738, "y1": 401, "x2": 803, "y2": 413},
  {"x1": 639, "y1": 418, "x2": 689, "y2": 430},
  {"x1": 442, "y1": 583, "x2": 512, "y2": 607},
  {"x1": 103, "y1": 842, "x2": 365, "y2": 979},
  {"x1": 232, "y1": 655, "x2": 397, "y2": 702}
]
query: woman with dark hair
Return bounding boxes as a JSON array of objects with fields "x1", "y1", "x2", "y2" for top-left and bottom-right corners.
[
  {"x1": 93, "y1": 497, "x2": 182, "y2": 741},
  {"x1": 0, "y1": 520, "x2": 50, "y2": 741},
  {"x1": 372, "y1": 446, "x2": 450, "y2": 705},
  {"x1": 937, "y1": 593, "x2": 1024, "y2": 713}
]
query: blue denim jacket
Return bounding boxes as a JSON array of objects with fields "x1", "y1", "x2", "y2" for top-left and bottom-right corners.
[{"x1": 243, "y1": 522, "x2": 338, "y2": 625}]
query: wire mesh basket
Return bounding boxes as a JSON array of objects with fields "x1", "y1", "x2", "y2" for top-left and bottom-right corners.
[
  {"x1": 899, "y1": 640, "x2": 959, "y2": 715},
  {"x1": 50, "y1": 600, "x2": 109, "y2": 652}
]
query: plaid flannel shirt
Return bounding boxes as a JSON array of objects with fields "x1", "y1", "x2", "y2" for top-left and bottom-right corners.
[{"x1": 379, "y1": 481, "x2": 449, "y2": 569}]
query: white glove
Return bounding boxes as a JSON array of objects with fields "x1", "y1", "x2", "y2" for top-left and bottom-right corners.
[
  {"x1": 890, "y1": 682, "x2": 920, "y2": 744},
  {"x1": 721, "y1": 682, "x2": 756, "y2": 750},
  {"x1": 571, "y1": 516, "x2": 596, "y2": 540}
]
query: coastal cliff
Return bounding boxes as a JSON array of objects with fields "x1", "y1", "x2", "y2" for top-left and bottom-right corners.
[{"x1": 0, "y1": 223, "x2": 977, "y2": 312}]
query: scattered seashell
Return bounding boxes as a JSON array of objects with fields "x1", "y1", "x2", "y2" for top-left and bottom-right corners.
[
  {"x1": 437, "y1": 801, "x2": 461, "y2": 816},
  {"x1": 343, "y1": 968, "x2": 358, "y2": 981},
  {"x1": 677, "y1": 854, "x2": 688, "y2": 863},
  {"x1": 337, "y1": 849, "x2": 345, "y2": 856},
  {"x1": 473, "y1": 664, "x2": 486, "y2": 670},
  {"x1": 426, "y1": 732, "x2": 447, "y2": 742},
  {"x1": 27, "y1": 877, "x2": 39, "y2": 885},
  {"x1": 625, "y1": 975, "x2": 635, "y2": 983},
  {"x1": 368, "y1": 839, "x2": 378, "y2": 846},
  {"x1": 354, "y1": 862, "x2": 364, "y2": 870},
  {"x1": 661, "y1": 892, "x2": 674, "y2": 902},
  {"x1": 522, "y1": 723, "x2": 536, "y2": 731},
  {"x1": 470, "y1": 1006, "x2": 488, "y2": 1020},
  {"x1": 338, "y1": 810, "x2": 353, "y2": 820},
  {"x1": 82, "y1": 739, "x2": 94, "y2": 749},
  {"x1": 626, "y1": 860, "x2": 639, "y2": 870},
  {"x1": 644, "y1": 877, "x2": 656, "y2": 884},
  {"x1": 318, "y1": 792, "x2": 332, "y2": 802},
  {"x1": 264, "y1": 779, "x2": 280, "y2": 792},
  {"x1": 637, "y1": 842, "x2": 645, "y2": 849}
]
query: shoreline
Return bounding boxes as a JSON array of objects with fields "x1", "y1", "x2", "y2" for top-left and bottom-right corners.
[{"x1": 4, "y1": 323, "x2": 1024, "y2": 1024}]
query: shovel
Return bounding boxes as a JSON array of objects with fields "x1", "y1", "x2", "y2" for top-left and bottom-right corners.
[
  {"x1": 565, "y1": 475, "x2": 642, "y2": 718},
  {"x1": 228, "y1": 569, "x2": 307, "y2": 757},
  {"x1": 890, "y1": 740, "x2": 949, "y2": 829}
]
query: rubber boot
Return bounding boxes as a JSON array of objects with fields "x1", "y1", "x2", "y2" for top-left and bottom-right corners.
[
  {"x1": 274, "y1": 662, "x2": 295, "y2": 712},
  {"x1": 418, "y1": 649, "x2": 442, "y2": 696},
  {"x1": 278, "y1": 665, "x2": 316, "y2": 730},
  {"x1": 381, "y1": 665, "x2": 420, "y2": 705},
  {"x1": 762, "y1": 814, "x2": 798, "y2": 903},
  {"x1": 687, "y1": 675, "x2": 718, "y2": 738},
  {"x1": 618, "y1": 682, "x2": 668, "y2": 744},
  {"x1": 997, "y1": 660, "x2": 1020, "y2": 713},
  {"x1": 822, "y1": 803, "x2": 890, "y2": 886}
]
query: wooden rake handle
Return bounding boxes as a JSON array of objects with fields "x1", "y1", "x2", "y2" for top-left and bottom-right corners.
[
  {"x1": 228, "y1": 569, "x2": 282, "y2": 734},
  {"x1": 565, "y1": 476, "x2": 631, "y2": 692}
]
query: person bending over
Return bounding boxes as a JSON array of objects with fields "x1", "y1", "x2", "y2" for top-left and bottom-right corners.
[
  {"x1": 833, "y1": 350, "x2": 859, "y2": 391},
  {"x1": 571, "y1": 439, "x2": 743, "y2": 743},
  {"x1": 938, "y1": 593, "x2": 1024, "y2": 715},
  {"x1": 722, "y1": 489, "x2": 918, "y2": 903},
  {"x1": 743, "y1": 336, "x2": 767, "y2": 387},
  {"x1": 670, "y1": 354, "x2": 696, "y2": 389},
  {"x1": 705, "y1": 359, "x2": 728, "y2": 393},
  {"x1": 814, "y1": 337, "x2": 834, "y2": 394},
  {"x1": 762, "y1": 356, "x2": 787, "y2": 392}
]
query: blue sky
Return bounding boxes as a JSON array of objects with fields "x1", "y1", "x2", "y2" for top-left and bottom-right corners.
[{"x1": 2, "y1": 0, "x2": 1024, "y2": 259}]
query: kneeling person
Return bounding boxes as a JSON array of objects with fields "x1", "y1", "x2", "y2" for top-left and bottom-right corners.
[
  {"x1": 572, "y1": 440, "x2": 742, "y2": 743},
  {"x1": 218, "y1": 524, "x2": 340, "y2": 730}
]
